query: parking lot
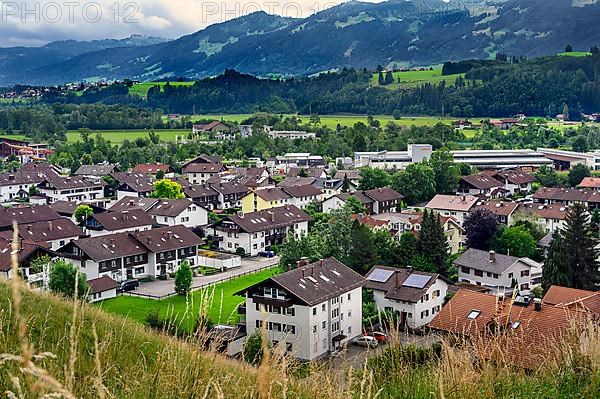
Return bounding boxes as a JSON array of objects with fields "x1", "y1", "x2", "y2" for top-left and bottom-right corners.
[{"x1": 133, "y1": 255, "x2": 279, "y2": 297}]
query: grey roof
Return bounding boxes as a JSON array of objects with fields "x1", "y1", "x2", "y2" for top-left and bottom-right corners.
[
  {"x1": 277, "y1": 176, "x2": 317, "y2": 187},
  {"x1": 40, "y1": 175, "x2": 106, "y2": 190},
  {"x1": 109, "y1": 196, "x2": 159, "y2": 212},
  {"x1": 75, "y1": 164, "x2": 117, "y2": 176},
  {"x1": 281, "y1": 184, "x2": 322, "y2": 199},
  {"x1": 0, "y1": 205, "x2": 61, "y2": 228},
  {"x1": 538, "y1": 233, "x2": 553, "y2": 248},
  {"x1": 148, "y1": 199, "x2": 194, "y2": 217},
  {"x1": 18, "y1": 218, "x2": 83, "y2": 243},
  {"x1": 221, "y1": 205, "x2": 310, "y2": 234},
  {"x1": 210, "y1": 181, "x2": 248, "y2": 196},
  {"x1": 49, "y1": 201, "x2": 106, "y2": 216},
  {"x1": 454, "y1": 248, "x2": 520, "y2": 274},
  {"x1": 71, "y1": 232, "x2": 149, "y2": 262},
  {"x1": 110, "y1": 172, "x2": 155, "y2": 193},
  {"x1": 254, "y1": 187, "x2": 291, "y2": 202},
  {"x1": 182, "y1": 184, "x2": 219, "y2": 199}
]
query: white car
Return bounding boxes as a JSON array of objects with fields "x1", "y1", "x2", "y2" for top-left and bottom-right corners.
[{"x1": 353, "y1": 335, "x2": 378, "y2": 348}]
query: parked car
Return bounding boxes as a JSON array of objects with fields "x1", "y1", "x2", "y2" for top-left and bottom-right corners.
[
  {"x1": 353, "y1": 335, "x2": 378, "y2": 348},
  {"x1": 117, "y1": 279, "x2": 139, "y2": 293},
  {"x1": 258, "y1": 250, "x2": 276, "y2": 258},
  {"x1": 371, "y1": 331, "x2": 388, "y2": 344}
]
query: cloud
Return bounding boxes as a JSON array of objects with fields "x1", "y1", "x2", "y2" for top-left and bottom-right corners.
[{"x1": 0, "y1": 0, "x2": 357, "y2": 47}]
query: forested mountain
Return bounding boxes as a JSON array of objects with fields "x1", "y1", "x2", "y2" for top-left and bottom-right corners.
[
  {"x1": 2, "y1": 0, "x2": 600, "y2": 85},
  {"x1": 55, "y1": 54, "x2": 600, "y2": 117}
]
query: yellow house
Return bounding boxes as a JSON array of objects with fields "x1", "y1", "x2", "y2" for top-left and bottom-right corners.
[{"x1": 241, "y1": 187, "x2": 291, "y2": 213}]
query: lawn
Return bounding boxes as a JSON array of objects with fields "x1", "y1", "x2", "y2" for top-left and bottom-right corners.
[
  {"x1": 557, "y1": 51, "x2": 591, "y2": 57},
  {"x1": 370, "y1": 69, "x2": 466, "y2": 90},
  {"x1": 97, "y1": 267, "x2": 279, "y2": 330},
  {"x1": 129, "y1": 81, "x2": 195, "y2": 97},
  {"x1": 66, "y1": 129, "x2": 190, "y2": 143},
  {"x1": 0, "y1": 133, "x2": 30, "y2": 141}
]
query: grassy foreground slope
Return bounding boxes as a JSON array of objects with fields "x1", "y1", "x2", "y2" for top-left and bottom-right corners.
[{"x1": 0, "y1": 281, "x2": 308, "y2": 399}]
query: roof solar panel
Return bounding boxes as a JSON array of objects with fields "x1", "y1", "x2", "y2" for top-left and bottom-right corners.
[
  {"x1": 402, "y1": 274, "x2": 431, "y2": 289},
  {"x1": 367, "y1": 269, "x2": 394, "y2": 283}
]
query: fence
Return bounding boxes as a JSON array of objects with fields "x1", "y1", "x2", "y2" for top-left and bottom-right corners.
[{"x1": 121, "y1": 263, "x2": 278, "y2": 301}]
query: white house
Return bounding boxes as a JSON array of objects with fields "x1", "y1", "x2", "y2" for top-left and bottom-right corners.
[
  {"x1": 0, "y1": 163, "x2": 58, "y2": 203},
  {"x1": 364, "y1": 266, "x2": 451, "y2": 330},
  {"x1": 425, "y1": 194, "x2": 479, "y2": 225},
  {"x1": 87, "y1": 276, "x2": 118, "y2": 303},
  {"x1": 211, "y1": 205, "x2": 311, "y2": 256},
  {"x1": 237, "y1": 258, "x2": 364, "y2": 360},
  {"x1": 18, "y1": 218, "x2": 84, "y2": 250},
  {"x1": 37, "y1": 175, "x2": 106, "y2": 204},
  {"x1": 83, "y1": 209, "x2": 154, "y2": 237},
  {"x1": 455, "y1": 248, "x2": 542, "y2": 294},
  {"x1": 147, "y1": 198, "x2": 208, "y2": 228}
]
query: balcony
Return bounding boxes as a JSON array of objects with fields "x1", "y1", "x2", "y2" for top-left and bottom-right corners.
[{"x1": 251, "y1": 294, "x2": 292, "y2": 308}]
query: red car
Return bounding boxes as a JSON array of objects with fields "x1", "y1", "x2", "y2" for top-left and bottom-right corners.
[{"x1": 371, "y1": 332, "x2": 388, "y2": 344}]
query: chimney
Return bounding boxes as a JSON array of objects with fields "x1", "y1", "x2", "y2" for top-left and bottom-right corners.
[
  {"x1": 407, "y1": 265, "x2": 413, "y2": 273},
  {"x1": 311, "y1": 266, "x2": 314, "y2": 275},
  {"x1": 489, "y1": 250, "x2": 496, "y2": 262},
  {"x1": 48, "y1": 221, "x2": 53, "y2": 231},
  {"x1": 287, "y1": 264, "x2": 291, "y2": 272},
  {"x1": 8, "y1": 174, "x2": 14, "y2": 181},
  {"x1": 534, "y1": 298, "x2": 542, "y2": 311},
  {"x1": 27, "y1": 225, "x2": 31, "y2": 232},
  {"x1": 301, "y1": 269, "x2": 305, "y2": 278},
  {"x1": 109, "y1": 238, "x2": 115, "y2": 248}
]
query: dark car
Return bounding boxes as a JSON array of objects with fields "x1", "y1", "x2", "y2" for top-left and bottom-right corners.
[
  {"x1": 258, "y1": 250, "x2": 276, "y2": 258},
  {"x1": 117, "y1": 279, "x2": 139, "y2": 293}
]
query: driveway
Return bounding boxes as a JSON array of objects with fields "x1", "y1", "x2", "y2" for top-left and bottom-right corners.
[{"x1": 133, "y1": 255, "x2": 279, "y2": 298}]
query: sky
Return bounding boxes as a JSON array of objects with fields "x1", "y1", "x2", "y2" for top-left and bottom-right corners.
[{"x1": 0, "y1": 0, "x2": 367, "y2": 47}]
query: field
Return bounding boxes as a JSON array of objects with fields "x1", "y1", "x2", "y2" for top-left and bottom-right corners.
[
  {"x1": 557, "y1": 51, "x2": 591, "y2": 57},
  {"x1": 0, "y1": 133, "x2": 30, "y2": 141},
  {"x1": 370, "y1": 69, "x2": 466, "y2": 90},
  {"x1": 129, "y1": 81, "x2": 195, "y2": 97},
  {"x1": 98, "y1": 267, "x2": 278, "y2": 330},
  {"x1": 66, "y1": 129, "x2": 189, "y2": 143}
]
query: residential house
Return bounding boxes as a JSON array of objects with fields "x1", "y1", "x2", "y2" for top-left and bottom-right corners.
[
  {"x1": 37, "y1": 175, "x2": 106, "y2": 204},
  {"x1": 267, "y1": 130, "x2": 316, "y2": 140},
  {"x1": 364, "y1": 266, "x2": 451, "y2": 330},
  {"x1": 542, "y1": 285, "x2": 600, "y2": 316},
  {"x1": 533, "y1": 187, "x2": 600, "y2": 208},
  {"x1": 241, "y1": 187, "x2": 291, "y2": 213},
  {"x1": 0, "y1": 234, "x2": 54, "y2": 283},
  {"x1": 321, "y1": 188, "x2": 403, "y2": 215},
  {"x1": 458, "y1": 174, "x2": 505, "y2": 198},
  {"x1": 268, "y1": 153, "x2": 326, "y2": 175},
  {"x1": 515, "y1": 203, "x2": 568, "y2": 233},
  {"x1": 148, "y1": 198, "x2": 208, "y2": 228},
  {"x1": 181, "y1": 183, "x2": 220, "y2": 210},
  {"x1": 108, "y1": 196, "x2": 159, "y2": 212},
  {"x1": 277, "y1": 176, "x2": 317, "y2": 188},
  {"x1": 578, "y1": 177, "x2": 600, "y2": 191},
  {"x1": 492, "y1": 169, "x2": 535, "y2": 195},
  {"x1": 425, "y1": 194, "x2": 479, "y2": 225},
  {"x1": 286, "y1": 167, "x2": 327, "y2": 179},
  {"x1": 282, "y1": 185, "x2": 324, "y2": 209},
  {"x1": 110, "y1": 172, "x2": 155, "y2": 200},
  {"x1": 183, "y1": 162, "x2": 226, "y2": 184},
  {"x1": 49, "y1": 201, "x2": 106, "y2": 221},
  {"x1": 428, "y1": 289, "x2": 589, "y2": 369},
  {"x1": 334, "y1": 170, "x2": 361, "y2": 187},
  {"x1": 131, "y1": 163, "x2": 175, "y2": 178},
  {"x1": 193, "y1": 121, "x2": 231, "y2": 139},
  {"x1": 237, "y1": 258, "x2": 364, "y2": 360},
  {"x1": 476, "y1": 200, "x2": 520, "y2": 225},
  {"x1": 455, "y1": 248, "x2": 542, "y2": 294},
  {"x1": 87, "y1": 276, "x2": 119, "y2": 303},
  {"x1": 314, "y1": 178, "x2": 356, "y2": 198},
  {"x1": 18, "y1": 218, "x2": 84, "y2": 250},
  {"x1": 0, "y1": 205, "x2": 61, "y2": 231},
  {"x1": 211, "y1": 205, "x2": 310, "y2": 256},
  {"x1": 0, "y1": 163, "x2": 58, "y2": 202},
  {"x1": 211, "y1": 181, "x2": 248, "y2": 210},
  {"x1": 74, "y1": 164, "x2": 118, "y2": 178},
  {"x1": 83, "y1": 209, "x2": 154, "y2": 237}
]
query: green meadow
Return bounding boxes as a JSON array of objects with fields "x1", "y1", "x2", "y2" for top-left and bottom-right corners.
[
  {"x1": 370, "y1": 69, "x2": 466, "y2": 90},
  {"x1": 129, "y1": 81, "x2": 195, "y2": 97}
]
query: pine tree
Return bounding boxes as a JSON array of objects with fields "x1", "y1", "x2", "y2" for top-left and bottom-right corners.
[
  {"x1": 417, "y1": 210, "x2": 450, "y2": 275},
  {"x1": 542, "y1": 230, "x2": 571, "y2": 291},
  {"x1": 378, "y1": 71, "x2": 385, "y2": 85},
  {"x1": 341, "y1": 173, "x2": 350, "y2": 193},
  {"x1": 348, "y1": 220, "x2": 378, "y2": 274},
  {"x1": 562, "y1": 203, "x2": 600, "y2": 290},
  {"x1": 385, "y1": 71, "x2": 394, "y2": 85}
]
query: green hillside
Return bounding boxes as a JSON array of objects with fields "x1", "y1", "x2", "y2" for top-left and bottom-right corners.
[{"x1": 370, "y1": 69, "x2": 466, "y2": 90}]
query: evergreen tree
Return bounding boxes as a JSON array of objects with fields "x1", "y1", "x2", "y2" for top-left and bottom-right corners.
[
  {"x1": 378, "y1": 71, "x2": 385, "y2": 85},
  {"x1": 348, "y1": 220, "x2": 378, "y2": 273},
  {"x1": 417, "y1": 210, "x2": 450, "y2": 275},
  {"x1": 562, "y1": 203, "x2": 600, "y2": 290},
  {"x1": 429, "y1": 149, "x2": 459, "y2": 194},
  {"x1": 542, "y1": 230, "x2": 571, "y2": 291},
  {"x1": 568, "y1": 164, "x2": 591, "y2": 187},
  {"x1": 384, "y1": 71, "x2": 394, "y2": 85},
  {"x1": 341, "y1": 173, "x2": 350, "y2": 193},
  {"x1": 395, "y1": 233, "x2": 418, "y2": 267}
]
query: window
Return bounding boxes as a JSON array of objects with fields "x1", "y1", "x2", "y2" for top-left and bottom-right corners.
[
  {"x1": 521, "y1": 270, "x2": 530, "y2": 277},
  {"x1": 332, "y1": 297, "x2": 339, "y2": 305},
  {"x1": 432, "y1": 290, "x2": 440, "y2": 298},
  {"x1": 421, "y1": 310, "x2": 429, "y2": 319},
  {"x1": 322, "y1": 321, "x2": 326, "y2": 330},
  {"x1": 332, "y1": 308, "x2": 339, "y2": 318},
  {"x1": 347, "y1": 293, "x2": 351, "y2": 301},
  {"x1": 256, "y1": 320, "x2": 261, "y2": 328},
  {"x1": 286, "y1": 307, "x2": 295, "y2": 316},
  {"x1": 284, "y1": 325, "x2": 296, "y2": 334},
  {"x1": 312, "y1": 307, "x2": 317, "y2": 316},
  {"x1": 520, "y1": 283, "x2": 529, "y2": 290},
  {"x1": 348, "y1": 310, "x2": 352, "y2": 318},
  {"x1": 461, "y1": 266, "x2": 470, "y2": 274},
  {"x1": 135, "y1": 267, "x2": 144, "y2": 275},
  {"x1": 474, "y1": 269, "x2": 483, "y2": 277},
  {"x1": 508, "y1": 272, "x2": 514, "y2": 279},
  {"x1": 467, "y1": 310, "x2": 481, "y2": 319},
  {"x1": 322, "y1": 303, "x2": 326, "y2": 312},
  {"x1": 331, "y1": 322, "x2": 339, "y2": 332}
]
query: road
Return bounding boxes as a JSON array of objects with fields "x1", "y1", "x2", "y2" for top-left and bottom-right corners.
[{"x1": 133, "y1": 255, "x2": 279, "y2": 297}]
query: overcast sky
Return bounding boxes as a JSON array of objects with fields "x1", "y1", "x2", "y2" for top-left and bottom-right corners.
[{"x1": 0, "y1": 0, "x2": 367, "y2": 47}]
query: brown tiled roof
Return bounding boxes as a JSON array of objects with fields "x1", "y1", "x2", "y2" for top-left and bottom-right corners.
[
  {"x1": 454, "y1": 248, "x2": 541, "y2": 274},
  {"x1": 222, "y1": 205, "x2": 310, "y2": 234},
  {"x1": 352, "y1": 214, "x2": 390, "y2": 228},
  {"x1": 182, "y1": 184, "x2": 219, "y2": 199},
  {"x1": 183, "y1": 163, "x2": 225, "y2": 174},
  {"x1": 49, "y1": 201, "x2": 105, "y2": 216},
  {"x1": 533, "y1": 187, "x2": 600, "y2": 204},
  {"x1": 109, "y1": 196, "x2": 159, "y2": 212},
  {"x1": 132, "y1": 225, "x2": 202, "y2": 252},
  {"x1": 182, "y1": 154, "x2": 222, "y2": 167},
  {"x1": 88, "y1": 276, "x2": 119, "y2": 294},
  {"x1": 241, "y1": 258, "x2": 365, "y2": 306},
  {"x1": 286, "y1": 167, "x2": 326, "y2": 178},
  {"x1": 148, "y1": 199, "x2": 194, "y2": 217},
  {"x1": 428, "y1": 289, "x2": 588, "y2": 369},
  {"x1": 335, "y1": 170, "x2": 361, "y2": 180},
  {"x1": 516, "y1": 203, "x2": 568, "y2": 220},
  {"x1": 91, "y1": 209, "x2": 154, "y2": 231},
  {"x1": 277, "y1": 177, "x2": 317, "y2": 187},
  {"x1": 18, "y1": 219, "x2": 83, "y2": 243},
  {"x1": 495, "y1": 169, "x2": 535, "y2": 185},
  {"x1": 364, "y1": 187, "x2": 404, "y2": 202},
  {"x1": 110, "y1": 172, "x2": 155, "y2": 193},
  {"x1": 253, "y1": 187, "x2": 291, "y2": 202},
  {"x1": 281, "y1": 184, "x2": 323, "y2": 199},
  {"x1": 193, "y1": 121, "x2": 229, "y2": 132},
  {"x1": 461, "y1": 174, "x2": 503, "y2": 190},
  {"x1": 132, "y1": 163, "x2": 172, "y2": 174},
  {"x1": 70, "y1": 232, "x2": 148, "y2": 262},
  {"x1": 0, "y1": 205, "x2": 61, "y2": 229},
  {"x1": 476, "y1": 201, "x2": 519, "y2": 217},
  {"x1": 578, "y1": 177, "x2": 600, "y2": 189},
  {"x1": 210, "y1": 181, "x2": 248, "y2": 196},
  {"x1": 0, "y1": 163, "x2": 58, "y2": 187},
  {"x1": 0, "y1": 236, "x2": 52, "y2": 272},
  {"x1": 542, "y1": 285, "x2": 600, "y2": 315},
  {"x1": 364, "y1": 265, "x2": 444, "y2": 303},
  {"x1": 40, "y1": 175, "x2": 106, "y2": 190},
  {"x1": 426, "y1": 195, "x2": 478, "y2": 212}
]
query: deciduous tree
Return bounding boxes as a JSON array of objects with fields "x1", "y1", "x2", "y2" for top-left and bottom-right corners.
[
  {"x1": 464, "y1": 208, "x2": 498, "y2": 250},
  {"x1": 174, "y1": 260, "x2": 193, "y2": 296},
  {"x1": 48, "y1": 260, "x2": 88, "y2": 299},
  {"x1": 150, "y1": 179, "x2": 184, "y2": 199}
]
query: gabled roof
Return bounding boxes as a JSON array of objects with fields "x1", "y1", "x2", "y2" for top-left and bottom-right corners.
[
  {"x1": 210, "y1": 181, "x2": 248, "y2": 196},
  {"x1": 516, "y1": 203, "x2": 568, "y2": 220},
  {"x1": 253, "y1": 187, "x2": 291, "y2": 202},
  {"x1": 131, "y1": 163, "x2": 173, "y2": 174},
  {"x1": 476, "y1": 200, "x2": 519, "y2": 218},
  {"x1": 69, "y1": 232, "x2": 148, "y2": 262},
  {"x1": 335, "y1": 170, "x2": 361, "y2": 180},
  {"x1": 18, "y1": 219, "x2": 83, "y2": 243},
  {"x1": 91, "y1": 209, "x2": 154, "y2": 231},
  {"x1": 182, "y1": 184, "x2": 219, "y2": 199},
  {"x1": 220, "y1": 205, "x2": 310, "y2": 234},
  {"x1": 364, "y1": 265, "x2": 448, "y2": 303},
  {"x1": 0, "y1": 205, "x2": 61, "y2": 229},
  {"x1": 533, "y1": 187, "x2": 600, "y2": 204},
  {"x1": 87, "y1": 276, "x2": 119, "y2": 294},
  {"x1": 148, "y1": 198, "x2": 194, "y2": 217},
  {"x1": 75, "y1": 164, "x2": 117, "y2": 176},
  {"x1": 286, "y1": 167, "x2": 326, "y2": 178},
  {"x1": 426, "y1": 195, "x2": 478, "y2": 212},
  {"x1": 454, "y1": 248, "x2": 541, "y2": 274},
  {"x1": 578, "y1": 177, "x2": 600, "y2": 189},
  {"x1": 460, "y1": 174, "x2": 503, "y2": 190},
  {"x1": 281, "y1": 184, "x2": 322, "y2": 199},
  {"x1": 0, "y1": 236, "x2": 53, "y2": 272},
  {"x1": 239, "y1": 258, "x2": 364, "y2": 306},
  {"x1": 132, "y1": 225, "x2": 202, "y2": 253},
  {"x1": 0, "y1": 162, "x2": 59, "y2": 187},
  {"x1": 363, "y1": 187, "x2": 404, "y2": 202},
  {"x1": 109, "y1": 196, "x2": 159, "y2": 212},
  {"x1": 277, "y1": 176, "x2": 317, "y2": 187},
  {"x1": 183, "y1": 163, "x2": 225, "y2": 174},
  {"x1": 542, "y1": 285, "x2": 600, "y2": 314},
  {"x1": 49, "y1": 201, "x2": 106, "y2": 216},
  {"x1": 495, "y1": 169, "x2": 535, "y2": 185},
  {"x1": 182, "y1": 154, "x2": 221, "y2": 167},
  {"x1": 110, "y1": 172, "x2": 154, "y2": 193},
  {"x1": 40, "y1": 175, "x2": 106, "y2": 190}
]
